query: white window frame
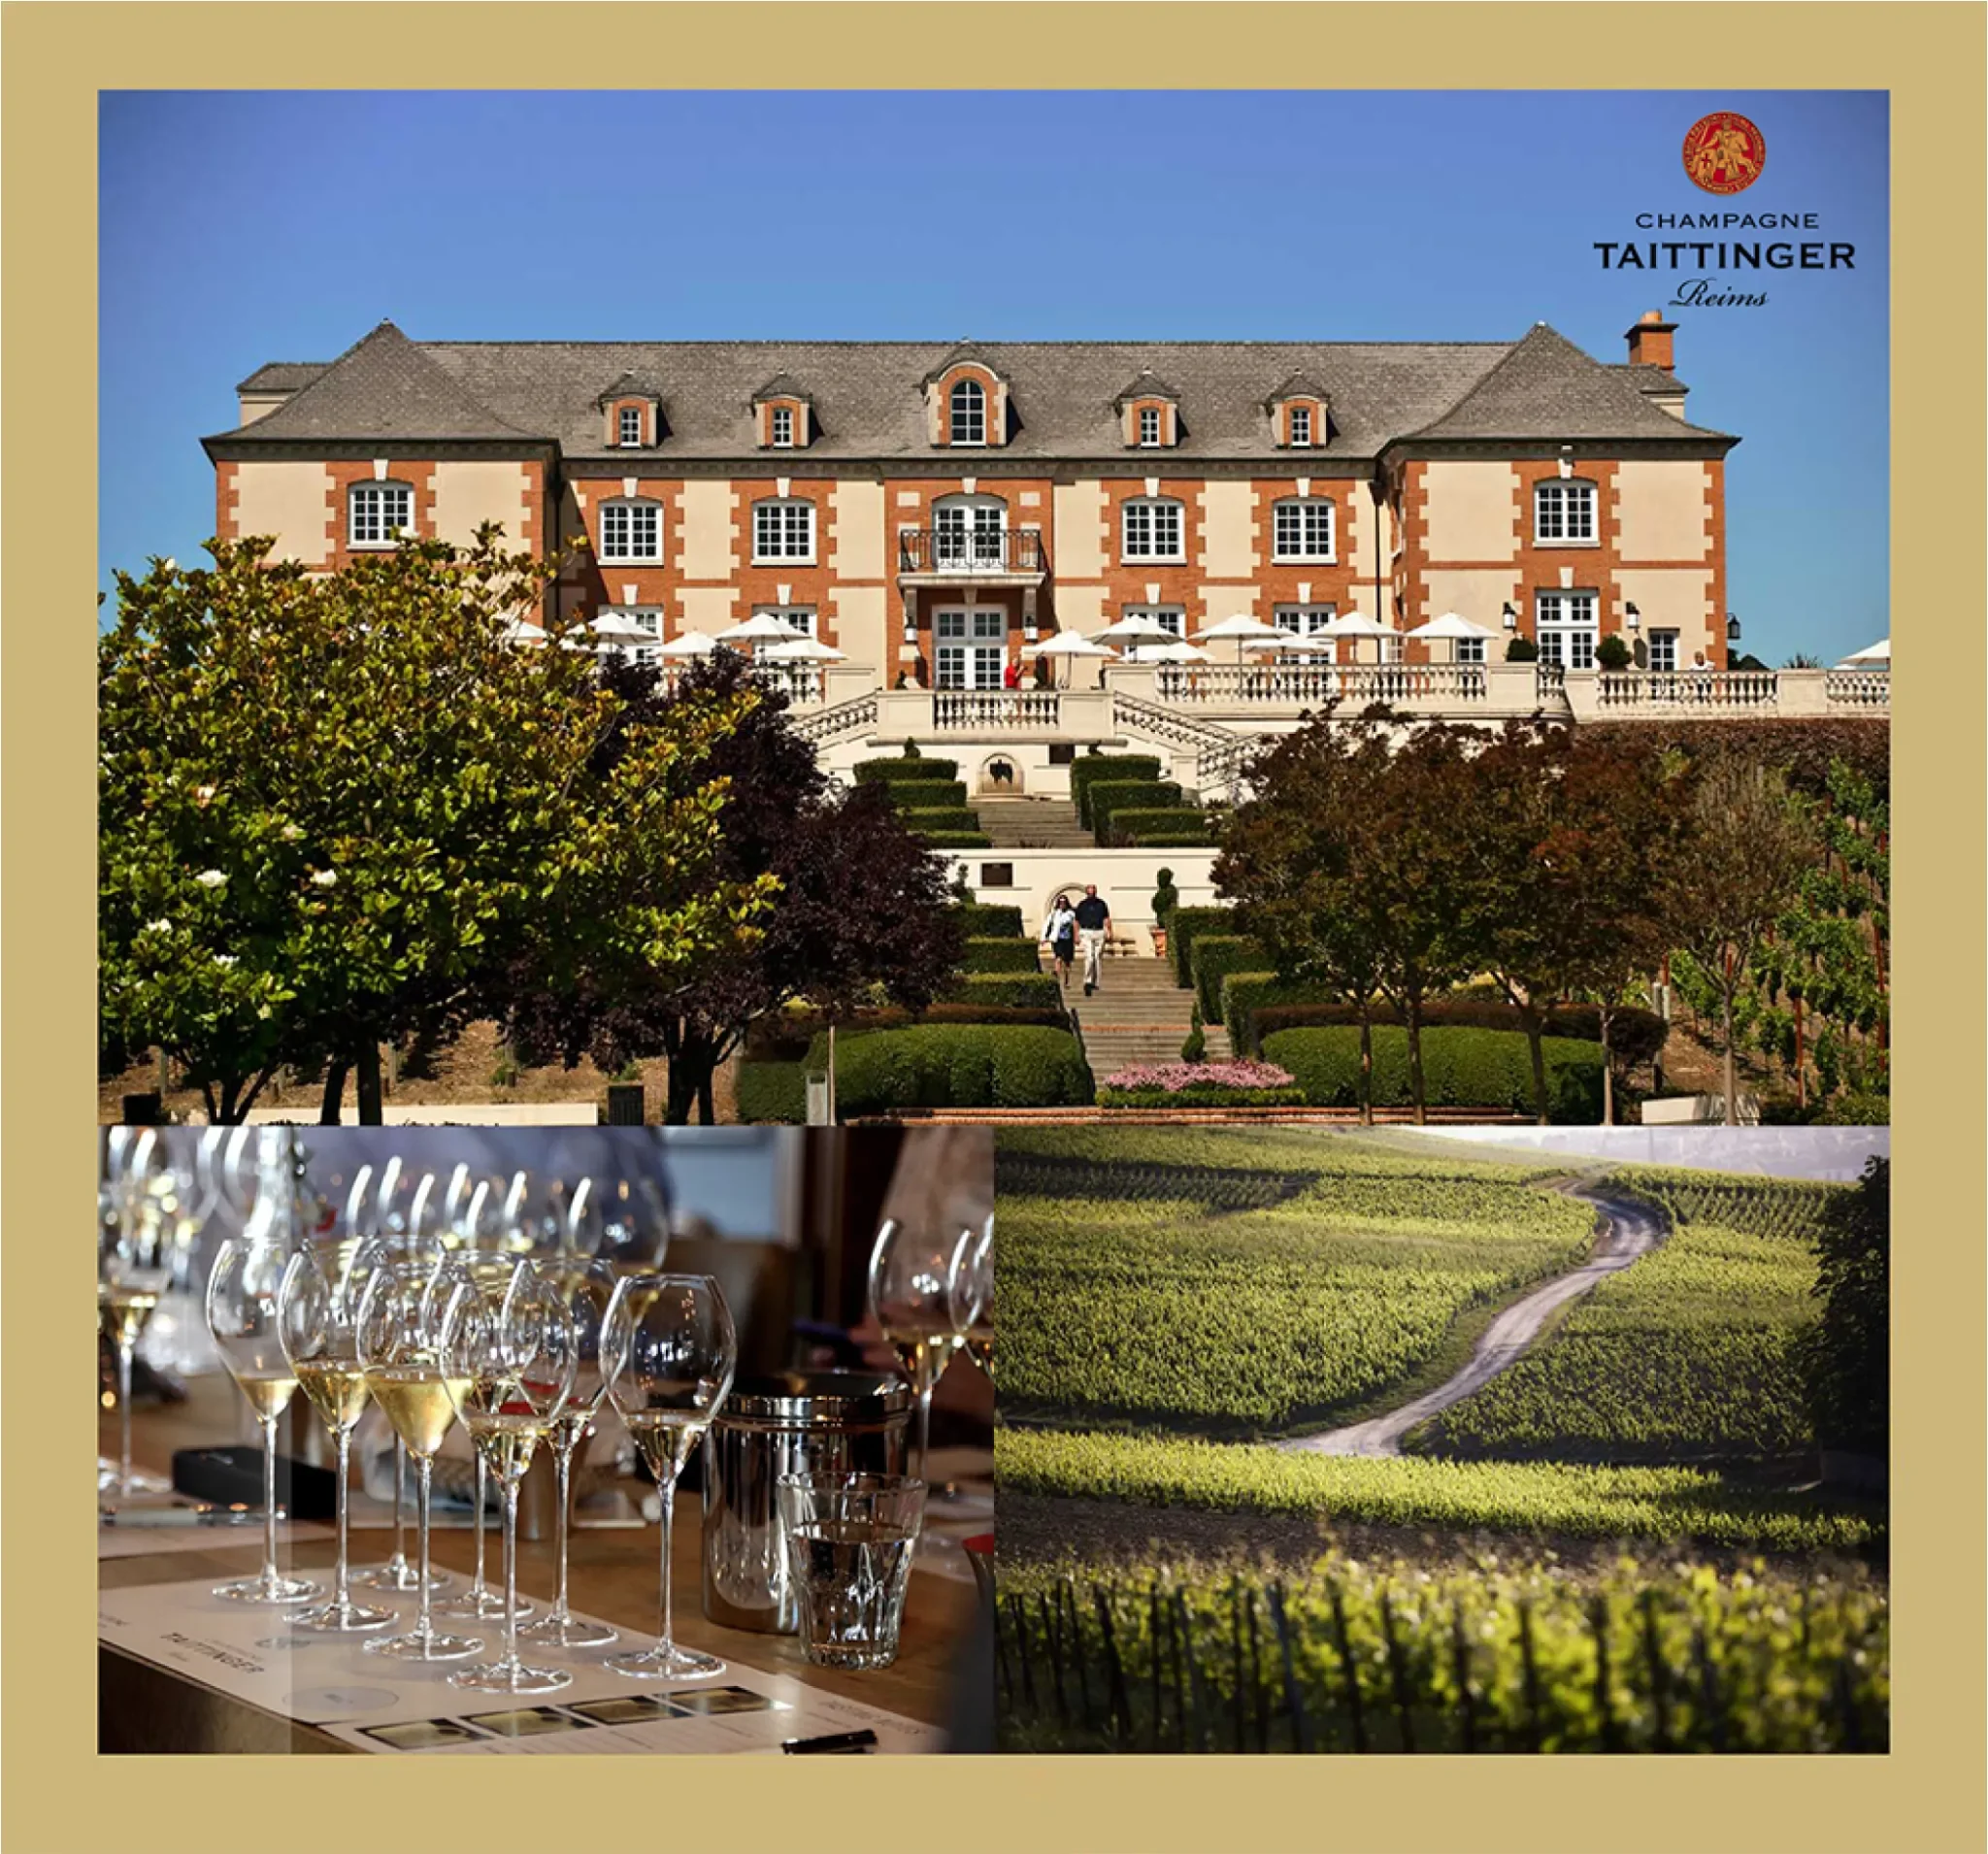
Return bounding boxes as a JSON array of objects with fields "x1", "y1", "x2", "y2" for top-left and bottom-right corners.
[
  {"x1": 931, "y1": 493, "x2": 1008, "y2": 570},
  {"x1": 1120, "y1": 496, "x2": 1184, "y2": 563},
  {"x1": 1288, "y1": 404, "x2": 1312, "y2": 447},
  {"x1": 618, "y1": 607, "x2": 664, "y2": 666},
  {"x1": 599, "y1": 498, "x2": 662, "y2": 564},
  {"x1": 1124, "y1": 604, "x2": 1185, "y2": 638},
  {"x1": 770, "y1": 404, "x2": 795, "y2": 447},
  {"x1": 1534, "y1": 480, "x2": 1599, "y2": 545},
  {"x1": 753, "y1": 604, "x2": 816, "y2": 637},
  {"x1": 1273, "y1": 603, "x2": 1339, "y2": 663},
  {"x1": 1536, "y1": 590, "x2": 1601, "y2": 669},
  {"x1": 948, "y1": 379, "x2": 987, "y2": 446},
  {"x1": 934, "y1": 607, "x2": 1007, "y2": 691},
  {"x1": 752, "y1": 498, "x2": 815, "y2": 564},
  {"x1": 1455, "y1": 635, "x2": 1487, "y2": 665},
  {"x1": 1647, "y1": 628, "x2": 1680, "y2": 674},
  {"x1": 348, "y1": 480, "x2": 414, "y2": 548},
  {"x1": 1271, "y1": 497, "x2": 1336, "y2": 563},
  {"x1": 1138, "y1": 405, "x2": 1163, "y2": 447},
  {"x1": 617, "y1": 405, "x2": 645, "y2": 447}
]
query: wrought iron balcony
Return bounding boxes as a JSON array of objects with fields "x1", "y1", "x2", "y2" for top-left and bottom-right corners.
[{"x1": 897, "y1": 528, "x2": 1047, "y2": 578}]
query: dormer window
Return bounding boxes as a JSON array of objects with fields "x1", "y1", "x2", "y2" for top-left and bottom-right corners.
[
  {"x1": 617, "y1": 406, "x2": 645, "y2": 447},
  {"x1": 1138, "y1": 406, "x2": 1162, "y2": 447},
  {"x1": 1267, "y1": 375, "x2": 1331, "y2": 449},
  {"x1": 950, "y1": 379, "x2": 986, "y2": 446},
  {"x1": 771, "y1": 405, "x2": 794, "y2": 447},
  {"x1": 1289, "y1": 405, "x2": 1312, "y2": 447}
]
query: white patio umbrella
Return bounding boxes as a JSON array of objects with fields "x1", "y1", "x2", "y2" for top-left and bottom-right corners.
[
  {"x1": 588, "y1": 612, "x2": 653, "y2": 640},
  {"x1": 1840, "y1": 637, "x2": 1890, "y2": 664},
  {"x1": 1124, "y1": 640, "x2": 1210, "y2": 664},
  {"x1": 758, "y1": 636, "x2": 845, "y2": 662},
  {"x1": 1407, "y1": 612, "x2": 1496, "y2": 663},
  {"x1": 1317, "y1": 612, "x2": 1400, "y2": 665},
  {"x1": 712, "y1": 612, "x2": 806, "y2": 649},
  {"x1": 1091, "y1": 613, "x2": 1178, "y2": 646},
  {"x1": 1029, "y1": 630, "x2": 1117, "y2": 688},
  {"x1": 655, "y1": 629, "x2": 722, "y2": 658},
  {"x1": 1193, "y1": 612, "x2": 1286, "y2": 665}
]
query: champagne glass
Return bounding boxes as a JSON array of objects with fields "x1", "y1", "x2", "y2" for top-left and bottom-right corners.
[
  {"x1": 570, "y1": 1174, "x2": 672, "y2": 1270},
  {"x1": 518, "y1": 1253, "x2": 622, "y2": 1649},
  {"x1": 442, "y1": 1263, "x2": 579, "y2": 1693},
  {"x1": 277, "y1": 1240, "x2": 396, "y2": 1632},
  {"x1": 948, "y1": 1217, "x2": 995, "y2": 1387},
  {"x1": 356, "y1": 1257, "x2": 481, "y2": 1662},
  {"x1": 437, "y1": 1175, "x2": 534, "y2": 1623},
  {"x1": 869, "y1": 1218, "x2": 971, "y2": 1485},
  {"x1": 99, "y1": 1133, "x2": 177, "y2": 1499},
  {"x1": 204, "y1": 1139, "x2": 323, "y2": 1604},
  {"x1": 348, "y1": 1161, "x2": 449, "y2": 1595},
  {"x1": 602, "y1": 1272, "x2": 737, "y2": 1679}
]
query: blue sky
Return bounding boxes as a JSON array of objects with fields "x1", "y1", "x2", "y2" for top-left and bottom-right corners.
[{"x1": 100, "y1": 90, "x2": 1888, "y2": 665}]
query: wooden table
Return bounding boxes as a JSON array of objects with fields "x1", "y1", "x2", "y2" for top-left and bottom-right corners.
[{"x1": 99, "y1": 1379, "x2": 981, "y2": 1754}]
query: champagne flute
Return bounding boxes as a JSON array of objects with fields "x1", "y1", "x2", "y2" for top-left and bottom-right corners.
[
  {"x1": 517, "y1": 1253, "x2": 622, "y2": 1649},
  {"x1": 869, "y1": 1218, "x2": 971, "y2": 1485},
  {"x1": 948, "y1": 1217, "x2": 995, "y2": 1386},
  {"x1": 574, "y1": 1174, "x2": 673, "y2": 1271},
  {"x1": 348, "y1": 1161, "x2": 449, "y2": 1595},
  {"x1": 437, "y1": 1175, "x2": 533, "y2": 1623},
  {"x1": 99, "y1": 1133, "x2": 176, "y2": 1499},
  {"x1": 442, "y1": 1262, "x2": 579, "y2": 1694},
  {"x1": 204, "y1": 1135, "x2": 321, "y2": 1603},
  {"x1": 602, "y1": 1272, "x2": 737, "y2": 1679},
  {"x1": 277, "y1": 1240, "x2": 395, "y2": 1632},
  {"x1": 357, "y1": 1257, "x2": 481, "y2": 1662}
]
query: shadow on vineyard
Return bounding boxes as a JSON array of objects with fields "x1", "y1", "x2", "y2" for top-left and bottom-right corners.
[{"x1": 994, "y1": 1150, "x2": 1314, "y2": 1215}]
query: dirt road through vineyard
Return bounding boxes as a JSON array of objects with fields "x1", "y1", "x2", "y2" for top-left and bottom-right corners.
[{"x1": 1278, "y1": 1185, "x2": 1666, "y2": 1458}]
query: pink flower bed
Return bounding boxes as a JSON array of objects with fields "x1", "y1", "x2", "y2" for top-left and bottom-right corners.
[{"x1": 1101, "y1": 1060, "x2": 1296, "y2": 1093}]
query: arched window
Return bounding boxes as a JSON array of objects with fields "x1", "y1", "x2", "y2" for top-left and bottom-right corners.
[
  {"x1": 949, "y1": 378, "x2": 987, "y2": 445},
  {"x1": 752, "y1": 497, "x2": 816, "y2": 562},
  {"x1": 1535, "y1": 479, "x2": 1598, "y2": 544},
  {"x1": 1120, "y1": 496, "x2": 1184, "y2": 563},
  {"x1": 599, "y1": 498, "x2": 662, "y2": 562},
  {"x1": 931, "y1": 492, "x2": 1008, "y2": 569},
  {"x1": 1271, "y1": 497, "x2": 1335, "y2": 562},
  {"x1": 348, "y1": 480, "x2": 414, "y2": 547}
]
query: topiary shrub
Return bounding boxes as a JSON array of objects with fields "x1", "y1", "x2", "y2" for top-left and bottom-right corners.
[
  {"x1": 1596, "y1": 633, "x2": 1634, "y2": 671},
  {"x1": 1505, "y1": 636, "x2": 1540, "y2": 663},
  {"x1": 1112, "y1": 809, "x2": 1215, "y2": 847},
  {"x1": 1151, "y1": 867, "x2": 1180, "y2": 922},
  {"x1": 878, "y1": 779, "x2": 969, "y2": 811},
  {"x1": 811, "y1": 1024, "x2": 1093, "y2": 1113},
  {"x1": 945, "y1": 972, "x2": 1064, "y2": 1010},
  {"x1": 901, "y1": 807, "x2": 983, "y2": 834},
  {"x1": 1070, "y1": 755, "x2": 1164, "y2": 828},
  {"x1": 1261, "y1": 1025, "x2": 1605, "y2": 1120},
  {"x1": 963, "y1": 937, "x2": 1043, "y2": 974},
  {"x1": 1180, "y1": 1002, "x2": 1207, "y2": 1064},
  {"x1": 1087, "y1": 779, "x2": 1185, "y2": 844},
  {"x1": 1165, "y1": 906, "x2": 1235, "y2": 987},
  {"x1": 950, "y1": 902, "x2": 1026, "y2": 939},
  {"x1": 1190, "y1": 935, "x2": 1269, "y2": 1024}
]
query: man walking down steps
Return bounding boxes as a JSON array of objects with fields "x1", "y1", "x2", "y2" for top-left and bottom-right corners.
[{"x1": 1074, "y1": 884, "x2": 1112, "y2": 996}]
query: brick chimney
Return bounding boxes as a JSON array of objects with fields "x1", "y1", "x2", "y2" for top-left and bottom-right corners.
[{"x1": 1625, "y1": 310, "x2": 1676, "y2": 372}]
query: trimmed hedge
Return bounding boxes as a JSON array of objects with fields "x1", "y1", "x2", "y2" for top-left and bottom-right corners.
[
  {"x1": 963, "y1": 936, "x2": 1044, "y2": 974},
  {"x1": 1086, "y1": 779, "x2": 1183, "y2": 844},
  {"x1": 746, "y1": 1002, "x2": 1070, "y2": 1061},
  {"x1": 1096, "y1": 1085, "x2": 1309, "y2": 1109},
  {"x1": 810, "y1": 1025, "x2": 1094, "y2": 1113},
  {"x1": 902, "y1": 808, "x2": 982, "y2": 834},
  {"x1": 1221, "y1": 975, "x2": 1324, "y2": 1051},
  {"x1": 1165, "y1": 906, "x2": 1237, "y2": 986},
  {"x1": 1261, "y1": 1025, "x2": 1607, "y2": 1121},
  {"x1": 919, "y1": 832, "x2": 993, "y2": 849},
  {"x1": 1248, "y1": 999, "x2": 1671, "y2": 1071},
  {"x1": 945, "y1": 972, "x2": 1063, "y2": 1010},
  {"x1": 736, "y1": 1060, "x2": 808, "y2": 1124},
  {"x1": 1190, "y1": 935, "x2": 1268, "y2": 1023},
  {"x1": 1071, "y1": 755, "x2": 1164, "y2": 828},
  {"x1": 1137, "y1": 832, "x2": 1225, "y2": 848},
  {"x1": 879, "y1": 780, "x2": 969, "y2": 811},
  {"x1": 854, "y1": 756, "x2": 961, "y2": 785},
  {"x1": 1113, "y1": 809, "x2": 1214, "y2": 846},
  {"x1": 951, "y1": 903, "x2": 1026, "y2": 939}
]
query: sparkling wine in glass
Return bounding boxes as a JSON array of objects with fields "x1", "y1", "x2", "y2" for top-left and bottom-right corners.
[
  {"x1": 442, "y1": 1262, "x2": 579, "y2": 1694},
  {"x1": 518, "y1": 1253, "x2": 622, "y2": 1650},
  {"x1": 869, "y1": 1218, "x2": 971, "y2": 1485},
  {"x1": 602, "y1": 1272, "x2": 736, "y2": 1680},
  {"x1": 357, "y1": 1257, "x2": 481, "y2": 1663},
  {"x1": 203, "y1": 1134, "x2": 321, "y2": 1604},
  {"x1": 948, "y1": 1217, "x2": 994, "y2": 1386},
  {"x1": 99, "y1": 1131, "x2": 178, "y2": 1498},
  {"x1": 277, "y1": 1239, "x2": 395, "y2": 1633}
]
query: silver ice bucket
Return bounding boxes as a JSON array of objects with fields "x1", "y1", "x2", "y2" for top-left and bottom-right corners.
[{"x1": 701, "y1": 1372, "x2": 911, "y2": 1634}]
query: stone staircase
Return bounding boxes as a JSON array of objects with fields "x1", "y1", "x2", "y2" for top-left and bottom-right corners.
[
  {"x1": 1062, "y1": 954, "x2": 1233, "y2": 1079},
  {"x1": 976, "y1": 796, "x2": 1095, "y2": 849}
]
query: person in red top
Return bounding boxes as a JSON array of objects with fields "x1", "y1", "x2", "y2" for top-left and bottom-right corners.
[{"x1": 1002, "y1": 657, "x2": 1022, "y2": 691}]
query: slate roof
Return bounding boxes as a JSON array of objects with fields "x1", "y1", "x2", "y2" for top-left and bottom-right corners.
[
  {"x1": 208, "y1": 320, "x2": 1735, "y2": 461},
  {"x1": 750, "y1": 371, "x2": 813, "y2": 404},
  {"x1": 1112, "y1": 369, "x2": 1180, "y2": 405},
  {"x1": 235, "y1": 361, "x2": 328, "y2": 394},
  {"x1": 595, "y1": 370, "x2": 666, "y2": 405}
]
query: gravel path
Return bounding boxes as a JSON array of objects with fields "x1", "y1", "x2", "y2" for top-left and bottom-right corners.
[{"x1": 1276, "y1": 1185, "x2": 1666, "y2": 1458}]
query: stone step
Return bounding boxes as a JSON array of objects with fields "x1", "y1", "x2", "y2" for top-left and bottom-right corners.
[{"x1": 976, "y1": 798, "x2": 1096, "y2": 850}]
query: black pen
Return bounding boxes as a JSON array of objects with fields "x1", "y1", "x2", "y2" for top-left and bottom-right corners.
[{"x1": 781, "y1": 1728, "x2": 878, "y2": 1755}]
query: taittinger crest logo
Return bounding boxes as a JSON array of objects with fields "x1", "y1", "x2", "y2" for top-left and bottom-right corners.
[{"x1": 1683, "y1": 113, "x2": 1767, "y2": 195}]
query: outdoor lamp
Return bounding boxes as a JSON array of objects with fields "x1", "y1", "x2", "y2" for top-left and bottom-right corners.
[
  {"x1": 1624, "y1": 603, "x2": 1640, "y2": 630},
  {"x1": 1501, "y1": 603, "x2": 1518, "y2": 631},
  {"x1": 1726, "y1": 612, "x2": 1741, "y2": 641}
]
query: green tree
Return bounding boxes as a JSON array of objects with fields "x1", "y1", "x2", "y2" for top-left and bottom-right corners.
[
  {"x1": 1797, "y1": 1156, "x2": 1888, "y2": 1460},
  {"x1": 99, "y1": 532, "x2": 770, "y2": 1122}
]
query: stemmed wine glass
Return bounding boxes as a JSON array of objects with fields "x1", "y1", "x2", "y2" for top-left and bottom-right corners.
[
  {"x1": 203, "y1": 1135, "x2": 322, "y2": 1604},
  {"x1": 99, "y1": 1132, "x2": 177, "y2": 1499},
  {"x1": 948, "y1": 1216, "x2": 995, "y2": 1387},
  {"x1": 868, "y1": 1218, "x2": 973, "y2": 1485},
  {"x1": 570, "y1": 1173, "x2": 673, "y2": 1270},
  {"x1": 602, "y1": 1272, "x2": 737, "y2": 1679},
  {"x1": 437, "y1": 1175, "x2": 534, "y2": 1624},
  {"x1": 517, "y1": 1252, "x2": 622, "y2": 1649},
  {"x1": 348, "y1": 1160, "x2": 449, "y2": 1595},
  {"x1": 356, "y1": 1256, "x2": 481, "y2": 1662},
  {"x1": 441, "y1": 1262, "x2": 579, "y2": 1694},
  {"x1": 277, "y1": 1239, "x2": 396, "y2": 1633}
]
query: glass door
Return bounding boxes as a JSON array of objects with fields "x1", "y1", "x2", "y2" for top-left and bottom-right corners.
[
  {"x1": 934, "y1": 608, "x2": 1007, "y2": 689},
  {"x1": 933, "y1": 498, "x2": 1006, "y2": 571}
]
